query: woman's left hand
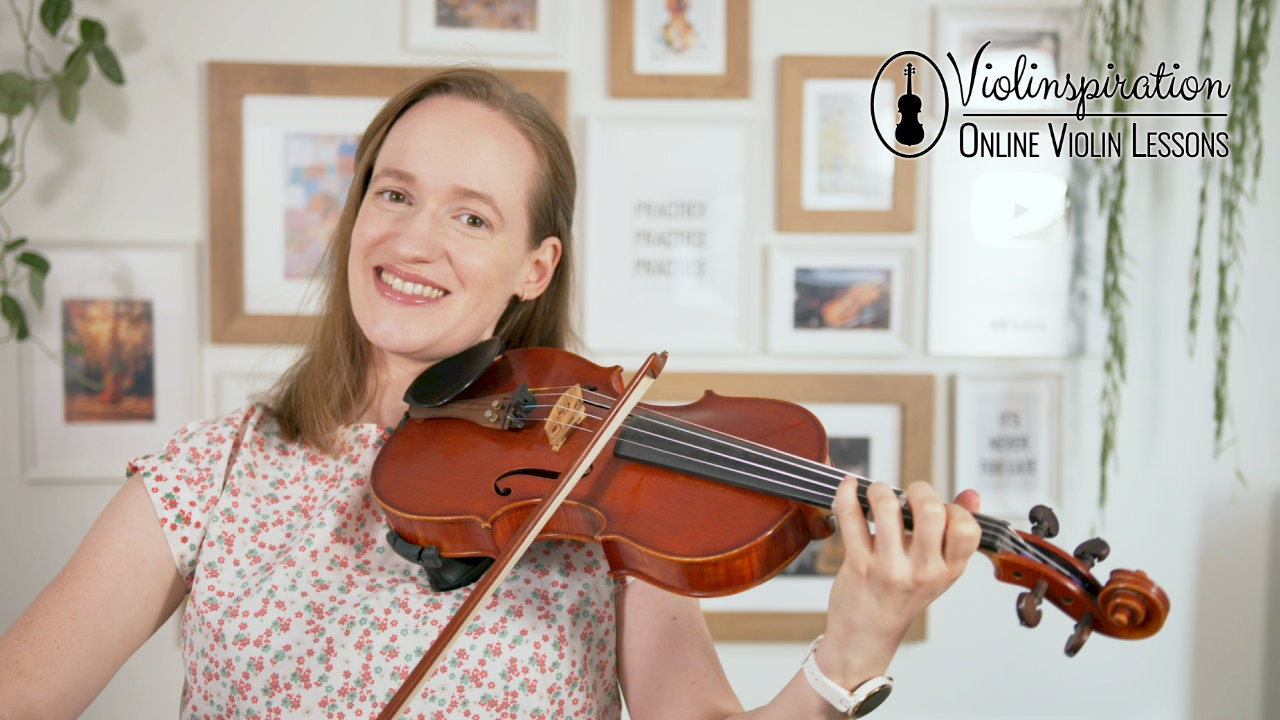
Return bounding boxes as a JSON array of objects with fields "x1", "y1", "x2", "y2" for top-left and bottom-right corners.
[{"x1": 814, "y1": 480, "x2": 982, "y2": 686}]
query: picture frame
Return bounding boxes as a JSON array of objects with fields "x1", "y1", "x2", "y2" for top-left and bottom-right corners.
[
  {"x1": 767, "y1": 246, "x2": 912, "y2": 356},
  {"x1": 777, "y1": 56, "x2": 916, "y2": 232},
  {"x1": 404, "y1": 0, "x2": 565, "y2": 58},
  {"x1": 953, "y1": 374, "x2": 1061, "y2": 520},
  {"x1": 18, "y1": 242, "x2": 200, "y2": 483},
  {"x1": 580, "y1": 115, "x2": 756, "y2": 355},
  {"x1": 609, "y1": 0, "x2": 750, "y2": 98},
  {"x1": 927, "y1": 138, "x2": 1081, "y2": 357},
  {"x1": 933, "y1": 6, "x2": 1081, "y2": 113},
  {"x1": 208, "y1": 62, "x2": 568, "y2": 344},
  {"x1": 639, "y1": 372, "x2": 934, "y2": 642}
]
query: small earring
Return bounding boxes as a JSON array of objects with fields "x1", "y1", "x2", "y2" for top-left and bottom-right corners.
[{"x1": 519, "y1": 288, "x2": 528, "y2": 302}]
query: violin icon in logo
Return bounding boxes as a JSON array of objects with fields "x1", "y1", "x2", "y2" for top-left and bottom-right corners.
[
  {"x1": 895, "y1": 63, "x2": 925, "y2": 146},
  {"x1": 872, "y1": 51, "x2": 949, "y2": 158}
]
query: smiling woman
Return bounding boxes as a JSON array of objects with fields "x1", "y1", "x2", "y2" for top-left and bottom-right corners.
[{"x1": 0, "y1": 66, "x2": 984, "y2": 720}]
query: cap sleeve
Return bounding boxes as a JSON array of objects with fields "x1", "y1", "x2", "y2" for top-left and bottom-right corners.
[{"x1": 126, "y1": 405, "x2": 258, "y2": 585}]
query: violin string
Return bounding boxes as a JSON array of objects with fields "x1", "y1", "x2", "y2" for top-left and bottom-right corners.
[
  {"x1": 523, "y1": 393, "x2": 1053, "y2": 563},
  {"x1": 526, "y1": 393, "x2": 1040, "y2": 558},
  {"x1": 440, "y1": 388, "x2": 1071, "y2": 572}
]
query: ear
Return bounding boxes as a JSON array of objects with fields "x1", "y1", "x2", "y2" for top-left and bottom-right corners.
[{"x1": 517, "y1": 236, "x2": 562, "y2": 301}]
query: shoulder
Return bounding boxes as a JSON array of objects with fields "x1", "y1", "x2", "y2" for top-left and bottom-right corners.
[{"x1": 126, "y1": 404, "x2": 286, "y2": 479}]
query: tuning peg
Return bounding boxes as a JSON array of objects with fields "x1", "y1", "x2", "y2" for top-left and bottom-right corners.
[
  {"x1": 1073, "y1": 538, "x2": 1111, "y2": 568},
  {"x1": 1028, "y1": 505, "x2": 1060, "y2": 539},
  {"x1": 1065, "y1": 613, "x2": 1094, "y2": 657},
  {"x1": 1016, "y1": 579, "x2": 1049, "y2": 628}
]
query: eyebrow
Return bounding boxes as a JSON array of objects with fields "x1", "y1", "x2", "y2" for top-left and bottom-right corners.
[{"x1": 369, "y1": 167, "x2": 506, "y2": 228}]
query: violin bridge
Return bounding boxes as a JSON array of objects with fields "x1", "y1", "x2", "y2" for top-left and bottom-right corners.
[{"x1": 544, "y1": 384, "x2": 586, "y2": 452}]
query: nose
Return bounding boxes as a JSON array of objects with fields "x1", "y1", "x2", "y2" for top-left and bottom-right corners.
[{"x1": 390, "y1": 208, "x2": 448, "y2": 263}]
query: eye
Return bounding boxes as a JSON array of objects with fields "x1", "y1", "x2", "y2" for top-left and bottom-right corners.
[
  {"x1": 459, "y1": 213, "x2": 489, "y2": 230},
  {"x1": 376, "y1": 189, "x2": 408, "y2": 204}
]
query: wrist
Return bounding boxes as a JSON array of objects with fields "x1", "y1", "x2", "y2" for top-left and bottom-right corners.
[{"x1": 802, "y1": 635, "x2": 894, "y2": 717}]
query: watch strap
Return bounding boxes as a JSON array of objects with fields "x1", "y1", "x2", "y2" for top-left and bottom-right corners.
[{"x1": 801, "y1": 635, "x2": 894, "y2": 717}]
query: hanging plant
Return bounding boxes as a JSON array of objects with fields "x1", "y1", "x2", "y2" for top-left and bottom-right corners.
[
  {"x1": 1083, "y1": 0, "x2": 1145, "y2": 508},
  {"x1": 0, "y1": 0, "x2": 125, "y2": 345},
  {"x1": 1188, "y1": 0, "x2": 1274, "y2": 480},
  {"x1": 1086, "y1": 0, "x2": 1276, "y2": 505}
]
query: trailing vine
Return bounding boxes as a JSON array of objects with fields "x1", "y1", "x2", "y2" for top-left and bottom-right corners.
[
  {"x1": 1189, "y1": 0, "x2": 1274, "y2": 480},
  {"x1": 1089, "y1": 0, "x2": 1276, "y2": 504},
  {"x1": 0, "y1": 0, "x2": 124, "y2": 345},
  {"x1": 1084, "y1": 0, "x2": 1145, "y2": 508}
]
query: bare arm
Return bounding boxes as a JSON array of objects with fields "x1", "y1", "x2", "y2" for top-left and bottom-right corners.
[{"x1": 0, "y1": 474, "x2": 187, "y2": 720}]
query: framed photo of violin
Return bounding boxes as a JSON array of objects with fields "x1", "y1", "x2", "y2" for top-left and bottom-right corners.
[
  {"x1": 777, "y1": 56, "x2": 917, "y2": 232},
  {"x1": 609, "y1": 0, "x2": 750, "y2": 98},
  {"x1": 17, "y1": 241, "x2": 200, "y2": 483},
  {"x1": 403, "y1": 0, "x2": 566, "y2": 58},
  {"x1": 207, "y1": 62, "x2": 568, "y2": 344},
  {"x1": 639, "y1": 371, "x2": 934, "y2": 643},
  {"x1": 766, "y1": 246, "x2": 912, "y2": 356}
]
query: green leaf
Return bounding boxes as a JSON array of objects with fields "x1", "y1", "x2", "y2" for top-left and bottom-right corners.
[
  {"x1": 63, "y1": 50, "x2": 90, "y2": 87},
  {"x1": 90, "y1": 45, "x2": 125, "y2": 85},
  {"x1": 39, "y1": 0, "x2": 73, "y2": 36},
  {"x1": 57, "y1": 79, "x2": 79, "y2": 122},
  {"x1": 0, "y1": 133, "x2": 13, "y2": 158},
  {"x1": 28, "y1": 270, "x2": 45, "y2": 308},
  {"x1": 1, "y1": 293, "x2": 29, "y2": 341},
  {"x1": 0, "y1": 164, "x2": 10, "y2": 194},
  {"x1": 17, "y1": 251, "x2": 51, "y2": 276},
  {"x1": 79, "y1": 18, "x2": 106, "y2": 44},
  {"x1": 63, "y1": 44, "x2": 89, "y2": 75},
  {"x1": 3, "y1": 236, "x2": 28, "y2": 252},
  {"x1": 0, "y1": 72, "x2": 37, "y2": 116}
]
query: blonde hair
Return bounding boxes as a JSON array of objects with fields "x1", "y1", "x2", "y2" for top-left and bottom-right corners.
[{"x1": 265, "y1": 67, "x2": 576, "y2": 452}]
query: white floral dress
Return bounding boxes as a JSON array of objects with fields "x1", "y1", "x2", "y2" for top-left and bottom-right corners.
[{"x1": 130, "y1": 404, "x2": 622, "y2": 719}]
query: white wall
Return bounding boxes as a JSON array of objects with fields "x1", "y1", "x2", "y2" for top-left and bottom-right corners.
[{"x1": 1, "y1": 2, "x2": 1277, "y2": 719}]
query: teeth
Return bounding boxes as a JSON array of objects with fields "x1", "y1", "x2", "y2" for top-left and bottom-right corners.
[{"x1": 380, "y1": 270, "x2": 446, "y2": 299}]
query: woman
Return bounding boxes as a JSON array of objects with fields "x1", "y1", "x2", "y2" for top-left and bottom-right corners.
[{"x1": 0, "y1": 67, "x2": 981, "y2": 719}]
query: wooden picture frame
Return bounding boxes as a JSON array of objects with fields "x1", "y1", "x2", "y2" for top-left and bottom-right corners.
[
  {"x1": 640, "y1": 372, "x2": 934, "y2": 642},
  {"x1": 208, "y1": 62, "x2": 567, "y2": 344},
  {"x1": 609, "y1": 0, "x2": 750, "y2": 98},
  {"x1": 777, "y1": 56, "x2": 916, "y2": 232}
]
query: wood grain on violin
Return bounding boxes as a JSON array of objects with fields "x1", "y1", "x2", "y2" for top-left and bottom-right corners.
[{"x1": 372, "y1": 347, "x2": 1168, "y2": 654}]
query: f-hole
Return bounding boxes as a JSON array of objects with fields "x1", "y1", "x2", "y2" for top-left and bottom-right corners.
[{"x1": 492, "y1": 465, "x2": 594, "y2": 496}]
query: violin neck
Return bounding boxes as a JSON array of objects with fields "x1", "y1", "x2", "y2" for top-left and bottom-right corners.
[{"x1": 613, "y1": 409, "x2": 1010, "y2": 553}]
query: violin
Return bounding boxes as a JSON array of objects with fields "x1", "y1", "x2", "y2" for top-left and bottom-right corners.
[{"x1": 370, "y1": 341, "x2": 1169, "y2": 716}]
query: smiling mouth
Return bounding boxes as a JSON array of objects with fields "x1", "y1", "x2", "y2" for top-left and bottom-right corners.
[{"x1": 379, "y1": 268, "x2": 448, "y2": 299}]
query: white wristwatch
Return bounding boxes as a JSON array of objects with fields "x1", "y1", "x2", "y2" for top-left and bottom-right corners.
[{"x1": 801, "y1": 635, "x2": 894, "y2": 718}]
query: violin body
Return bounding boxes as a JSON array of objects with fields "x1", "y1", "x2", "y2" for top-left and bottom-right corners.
[{"x1": 372, "y1": 347, "x2": 834, "y2": 598}]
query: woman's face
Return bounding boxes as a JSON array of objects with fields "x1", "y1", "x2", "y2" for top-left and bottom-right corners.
[{"x1": 348, "y1": 96, "x2": 561, "y2": 370}]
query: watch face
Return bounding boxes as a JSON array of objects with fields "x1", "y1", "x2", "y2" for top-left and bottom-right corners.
[{"x1": 853, "y1": 685, "x2": 892, "y2": 718}]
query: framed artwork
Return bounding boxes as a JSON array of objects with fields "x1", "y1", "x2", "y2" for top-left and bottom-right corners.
[
  {"x1": 927, "y1": 140, "x2": 1082, "y2": 357},
  {"x1": 933, "y1": 7, "x2": 1081, "y2": 112},
  {"x1": 208, "y1": 62, "x2": 568, "y2": 344},
  {"x1": 18, "y1": 242, "x2": 199, "y2": 483},
  {"x1": 609, "y1": 0, "x2": 750, "y2": 98},
  {"x1": 953, "y1": 375, "x2": 1060, "y2": 520},
  {"x1": 581, "y1": 115, "x2": 755, "y2": 355},
  {"x1": 777, "y1": 56, "x2": 917, "y2": 232},
  {"x1": 639, "y1": 372, "x2": 934, "y2": 642},
  {"x1": 767, "y1": 246, "x2": 911, "y2": 356},
  {"x1": 404, "y1": 0, "x2": 565, "y2": 58}
]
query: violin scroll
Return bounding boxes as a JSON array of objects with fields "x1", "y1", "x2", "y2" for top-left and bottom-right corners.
[{"x1": 984, "y1": 505, "x2": 1170, "y2": 655}]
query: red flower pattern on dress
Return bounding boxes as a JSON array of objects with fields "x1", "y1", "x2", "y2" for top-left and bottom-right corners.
[{"x1": 130, "y1": 405, "x2": 621, "y2": 719}]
